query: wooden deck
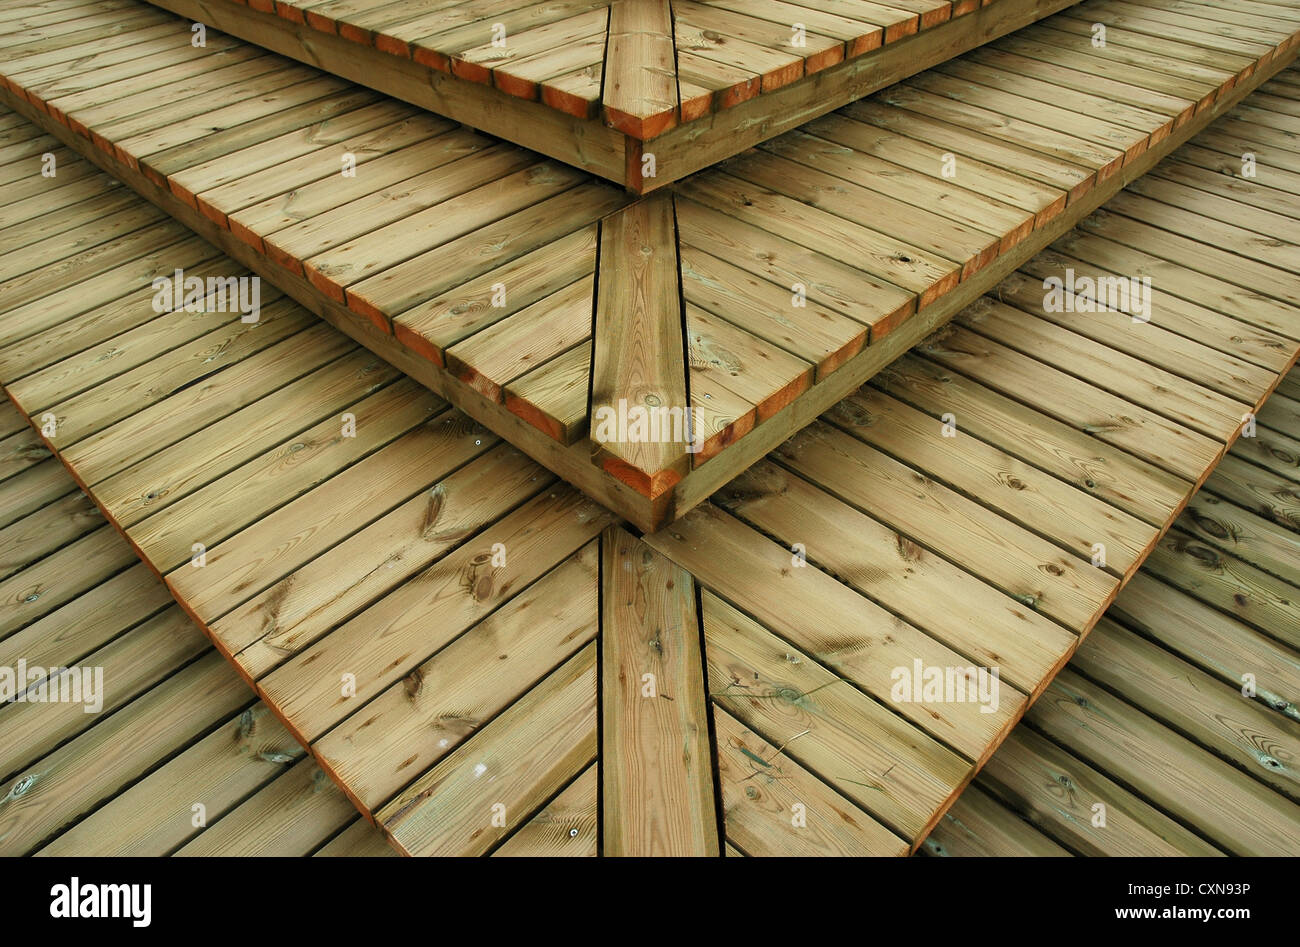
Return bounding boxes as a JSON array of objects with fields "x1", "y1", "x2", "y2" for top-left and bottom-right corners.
[
  {"x1": 2, "y1": 57, "x2": 1297, "y2": 854},
  {"x1": 929, "y1": 369, "x2": 1300, "y2": 856},
  {"x1": 1, "y1": 0, "x2": 1296, "y2": 532},
  {"x1": 112, "y1": 0, "x2": 1083, "y2": 191},
  {"x1": 5, "y1": 367, "x2": 1295, "y2": 855},
  {"x1": 0, "y1": 400, "x2": 394, "y2": 855}
]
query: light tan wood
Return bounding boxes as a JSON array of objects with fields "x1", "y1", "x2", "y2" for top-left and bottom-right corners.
[
  {"x1": 603, "y1": 0, "x2": 675, "y2": 138},
  {"x1": 601, "y1": 527, "x2": 718, "y2": 856},
  {"x1": 377, "y1": 643, "x2": 598, "y2": 856},
  {"x1": 590, "y1": 192, "x2": 690, "y2": 497}
]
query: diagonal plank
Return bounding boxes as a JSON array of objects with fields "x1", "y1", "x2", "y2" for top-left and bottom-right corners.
[
  {"x1": 376, "y1": 642, "x2": 598, "y2": 857},
  {"x1": 601, "y1": 526, "x2": 718, "y2": 856},
  {"x1": 603, "y1": 0, "x2": 678, "y2": 139},
  {"x1": 591, "y1": 190, "x2": 691, "y2": 497}
]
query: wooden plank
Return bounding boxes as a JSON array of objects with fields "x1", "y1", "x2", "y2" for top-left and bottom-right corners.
[
  {"x1": 376, "y1": 642, "x2": 597, "y2": 856},
  {"x1": 228, "y1": 129, "x2": 498, "y2": 255},
  {"x1": 445, "y1": 274, "x2": 593, "y2": 402},
  {"x1": 453, "y1": 9, "x2": 607, "y2": 87},
  {"x1": 163, "y1": 413, "x2": 499, "y2": 618},
  {"x1": 601, "y1": 527, "x2": 718, "y2": 856},
  {"x1": 505, "y1": 341, "x2": 592, "y2": 443},
  {"x1": 730, "y1": 146, "x2": 1004, "y2": 277},
  {"x1": 0, "y1": 237, "x2": 225, "y2": 377},
  {"x1": 1109, "y1": 571, "x2": 1300, "y2": 724},
  {"x1": 0, "y1": 564, "x2": 164, "y2": 690},
  {"x1": 492, "y1": 764, "x2": 597, "y2": 857},
  {"x1": 1205, "y1": 452, "x2": 1300, "y2": 531},
  {"x1": 687, "y1": 302, "x2": 813, "y2": 426},
  {"x1": 210, "y1": 447, "x2": 555, "y2": 674},
  {"x1": 957, "y1": 297, "x2": 1250, "y2": 441},
  {"x1": 603, "y1": 0, "x2": 675, "y2": 138},
  {"x1": 341, "y1": 183, "x2": 627, "y2": 331},
  {"x1": 22, "y1": 301, "x2": 312, "y2": 439},
  {"x1": 314, "y1": 819, "x2": 398, "y2": 857},
  {"x1": 1014, "y1": 247, "x2": 1296, "y2": 377},
  {"x1": 679, "y1": 171, "x2": 959, "y2": 308},
  {"x1": 256, "y1": 485, "x2": 613, "y2": 742},
  {"x1": 288, "y1": 154, "x2": 561, "y2": 294},
  {"x1": 704, "y1": 592, "x2": 963, "y2": 844},
  {"x1": 979, "y1": 726, "x2": 1223, "y2": 855},
  {"x1": 1145, "y1": 529, "x2": 1300, "y2": 650},
  {"x1": 714, "y1": 458, "x2": 1076, "y2": 691},
  {"x1": 175, "y1": 758, "x2": 356, "y2": 856},
  {"x1": 1177, "y1": 487, "x2": 1300, "y2": 581},
  {"x1": 922, "y1": 784, "x2": 1071, "y2": 857},
  {"x1": 59, "y1": 324, "x2": 357, "y2": 485},
  {"x1": 1231, "y1": 423, "x2": 1300, "y2": 483},
  {"x1": 674, "y1": 195, "x2": 915, "y2": 339},
  {"x1": 1030, "y1": 669, "x2": 1300, "y2": 856},
  {"x1": 679, "y1": 242, "x2": 867, "y2": 381},
  {"x1": 314, "y1": 542, "x2": 599, "y2": 811},
  {"x1": 841, "y1": 97, "x2": 1094, "y2": 200},
  {"x1": 0, "y1": 525, "x2": 136, "y2": 639},
  {"x1": 992, "y1": 30, "x2": 1208, "y2": 117},
  {"x1": 713, "y1": 705, "x2": 910, "y2": 856},
  {"x1": 0, "y1": 606, "x2": 205, "y2": 781},
  {"x1": 591, "y1": 192, "x2": 690, "y2": 496},
  {"x1": 706, "y1": 0, "x2": 888, "y2": 56},
  {"x1": 1075, "y1": 204, "x2": 1300, "y2": 310},
  {"x1": 391, "y1": 223, "x2": 597, "y2": 361},
  {"x1": 1074, "y1": 619, "x2": 1300, "y2": 801},
  {"x1": 827, "y1": 386, "x2": 1153, "y2": 576},
  {"x1": 879, "y1": 82, "x2": 1126, "y2": 178},
  {"x1": 491, "y1": 28, "x2": 606, "y2": 104},
  {"x1": 773, "y1": 419, "x2": 1118, "y2": 630},
  {"x1": 39, "y1": 704, "x2": 304, "y2": 856},
  {"x1": 763, "y1": 125, "x2": 1037, "y2": 252},
  {"x1": 675, "y1": 6, "x2": 805, "y2": 96},
  {"x1": 918, "y1": 322, "x2": 1224, "y2": 481},
  {"x1": 644, "y1": 503, "x2": 1026, "y2": 760},
  {"x1": 93, "y1": 351, "x2": 400, "y2": 528},
  {"x1": 84, "y1": 0, "x2": 634, "y2": 184},
  {"x1": 0, "y1": 653, "x2": 249, "y2": 855}
]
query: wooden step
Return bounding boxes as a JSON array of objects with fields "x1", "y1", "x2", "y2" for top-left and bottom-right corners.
[
  {"x1": 1, "y1": 0, "x2": 1294, "y2": 531},
  {"x1": 927, "y1": 367, "x2": 1300, "y2": 857},
  {"x1": 0, "y1": 397, "x2": 392, "y2": 856},
  {"x1": 102, "y1": 0, "x2": 1088, "y2": 190}
]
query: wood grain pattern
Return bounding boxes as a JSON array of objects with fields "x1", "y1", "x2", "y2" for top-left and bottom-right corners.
[
  {"x1": 591, "y1": 191, "x2": 690, "y2": 496},
  {"x1": 601, "y1": 527, "x2": 718, "y2": 856},
  {"x1": 603, "y1": 0, "x2": 676, "y2": 138}
]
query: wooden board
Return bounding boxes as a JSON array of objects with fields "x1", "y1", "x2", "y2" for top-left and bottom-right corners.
[
  {"x1": 118, "y1": 0, "x2": 1079, "y2": 189},
  {"x1": 591, "y1": 192, "x2": 689, "y2": 495},
  {"x1": 601, "y1": 527, "x2": 718, "y2": 856}
]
